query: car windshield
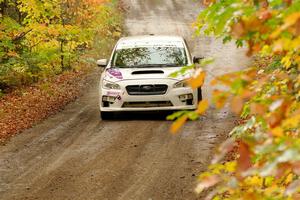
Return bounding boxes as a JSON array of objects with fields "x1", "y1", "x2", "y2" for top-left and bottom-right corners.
[{"x1": 111, "y1": 46, "x2": 188, "y2": 68}]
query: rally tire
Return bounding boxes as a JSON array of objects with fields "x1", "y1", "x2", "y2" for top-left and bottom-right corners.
[{"x1": 197, "y1": 87, "x2": 203, "y2": 102}]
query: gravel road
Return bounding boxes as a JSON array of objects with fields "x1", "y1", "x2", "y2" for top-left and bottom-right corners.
[{"x1": 0, "y1": 1, "x2": 250, "y2": 199}]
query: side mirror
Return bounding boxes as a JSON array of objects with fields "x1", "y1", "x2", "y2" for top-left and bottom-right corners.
[
  {"x1": 97, "y1": 59, "x2": 108, "y2": 67},
  {"x1": 193, "y1": 56, "x2": 204, "y2": 64}
]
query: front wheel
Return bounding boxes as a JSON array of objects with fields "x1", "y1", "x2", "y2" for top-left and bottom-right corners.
[
  {"x1": 197, "y1": 87, "x2": 203, "y2": 102},
  {"x1": 100, "y1": 111, "x2": 114, "y2": 120}
]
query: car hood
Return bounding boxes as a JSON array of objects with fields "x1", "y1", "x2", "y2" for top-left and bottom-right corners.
[{"x1": 103, "y1": 67, "x2": 192, "y2": 82}]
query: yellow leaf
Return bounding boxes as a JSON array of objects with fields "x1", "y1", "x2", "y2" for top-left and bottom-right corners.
[
  {"x1": 282, "y1": 114, "x2": 300, "y2": 128},
  {"x1": 112, "y1": 31, "x2": 121, "y2": 37},
  {"x1": 264, "y1": 176, "x2": 274, "y2": 187},
  {"x1": 281, "y1": 55, "x2": 292, "y2": 69},
  {"x1": 271, "y1": 13, "x2": 300, "y2": 38},
  {"x1": 224, "y1": 161, "x2": 237, "y2": 173},
  {"x1": 196, "y1": 100, "x2": 209, "y2": 115},
  {"x1": 295, "y1": 55, "x2": 300, "y2": 69},
  {"x1": 271, "y1": 127, "x2": 284, "y2": 137},
  {"x1": 285, "y1": 173, "x2": 294, "y2": 185},
  {"x1": 170, "y1": 115, "x2": 188, "y2": 134},
  {"x1": 261, "y1": 44, "x2": 272, "y2": 55},
  {"x1": 291, "y1": 37, "x2": 300, "y2": 50},
  {"x1": 245, "y1": 176, "x2": 263, "y2": 187},
  {"x1": 188, "y1": 71, "x2": 206, "y2": 89}
]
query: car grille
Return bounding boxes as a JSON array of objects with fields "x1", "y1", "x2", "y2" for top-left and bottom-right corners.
[
  {"x1": 122, "y1": 101, "x2": 173, "y2": 108},
  {"x1": 126, "y1": 84, "x2": 168, "y2": 95}
]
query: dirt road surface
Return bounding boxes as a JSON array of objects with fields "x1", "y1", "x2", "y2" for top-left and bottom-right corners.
[{"x1": 0, "y1": 1, "x2": 250, "y2": 199}]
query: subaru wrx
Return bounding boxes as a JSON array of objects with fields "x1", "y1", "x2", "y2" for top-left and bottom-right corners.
[{"x1": 97, "y1": 35, "x2": 203, "y2": 119}]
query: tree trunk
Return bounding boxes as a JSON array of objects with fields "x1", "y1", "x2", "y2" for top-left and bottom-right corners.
[
  {"x1": 0, "y1": 0, "x2": 7, "y2": 16},
  {"x1": 60, "y1": 40, "x2": 64, "y2": 70}
]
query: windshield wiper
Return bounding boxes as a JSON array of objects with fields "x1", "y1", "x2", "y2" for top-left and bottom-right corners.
[
  {"x1": 132, "y1": 64, "x2": 180, "y2": 68},
  {"x1": 131, "y1": 64, "x2": 155, "y2": 68},
  {"x1": 157, "y1": 64, "x2": 181, "y2": 67},
  {"x1": 112, "y1": 64, "x2": 183, "y2": 68}
]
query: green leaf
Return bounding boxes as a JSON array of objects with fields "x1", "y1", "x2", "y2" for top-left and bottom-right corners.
[{"x1": 167, "y1": 111, "x2": 187, "y2": 120}]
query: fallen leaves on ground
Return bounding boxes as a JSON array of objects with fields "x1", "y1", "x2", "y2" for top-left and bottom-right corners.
[{"x1": 0, "y1": 66, "x2": 94, "y2": 143}]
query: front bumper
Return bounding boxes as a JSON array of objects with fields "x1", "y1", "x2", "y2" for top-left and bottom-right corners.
[{"x1": 99, "y1": 79, "x2": 198, "y2": 112}]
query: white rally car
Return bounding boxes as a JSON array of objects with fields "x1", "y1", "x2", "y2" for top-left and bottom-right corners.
[{"x1": 97, "y1": 35, "x2": 203, "y2": 119}]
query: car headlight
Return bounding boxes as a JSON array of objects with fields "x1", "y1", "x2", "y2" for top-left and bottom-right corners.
[
  {"x1": 173, "y1": 80, "x2": 189, "y2": 88},
  {"x1": 102, "y1": 79, "x2": 120, "y2": 90}
]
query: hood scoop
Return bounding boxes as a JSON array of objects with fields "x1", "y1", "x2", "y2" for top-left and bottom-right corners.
[{"x1": 132, "y1": 70, "x2": 164, "y2": 75}]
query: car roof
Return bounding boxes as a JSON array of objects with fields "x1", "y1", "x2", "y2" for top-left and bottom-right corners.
[{"x1": 116, "y1": 35, "x2": 185, "y2": 49}]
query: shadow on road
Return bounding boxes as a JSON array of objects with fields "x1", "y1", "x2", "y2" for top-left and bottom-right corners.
[{"x1": 108, "y1": 111, "x2": 175, "y2": 121}]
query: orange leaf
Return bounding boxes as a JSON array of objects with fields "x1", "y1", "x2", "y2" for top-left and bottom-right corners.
[
  {"x1": 196, "y1": 100, "x2": 209, "y2": 115},
  {"x1": 237, "y1": 142, "x2": 252, "y2": 176},
  {"x1": 210, "y1": 78, "x2": 218, "y2": 86},
  {"x1": 231, "y1": 96, "x2": 244, "y2": 114},
  {"x1": 292, "y1": 161, "x2": 300, "y2": 175},
  {"x1": 267, "y1": 112, "x2": 283, "y2": 128},
  {"x1": 258, "y1": 9, "x2": 272, "y2": 21},
  {"x1": 284, "y1": 12, "x2": 300, "y2": 29},
  {"x1": 251, "y1": 43, "x2": 261, "y2": 53},
  {"x1": 276, "y1": 163, "x2": 292, "y2": 178},
  {"x1": 202, "y1": 0, "x2": 215, "y2": 6},
  {"x1": 241, "y1": 90, "x2": 255, "y2": 100},
  {"x1": 231, "y1": 21, "x2": 245, "y2": 38},
  {"x1": 250, "y1": 103, "x2": 267, "y2": 115},
  {"x1": 213, "y1": 90, "x2": 229, "y2": 109},
  {"x1": 188, "y1": 71, "x2": 206, "y2": 89},
  {"x1": 170, "y1": 115, "x2": 188, "y2": 134},
  {"x1": 244, "y1": 16, "x2": 262, "y2": 31}
]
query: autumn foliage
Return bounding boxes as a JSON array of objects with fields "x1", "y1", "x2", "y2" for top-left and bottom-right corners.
[
  {"x1": 0, "y1": 0, "x2": 122, "y2": 94},
  {"x1": 171, "y1": 0, "x2": 300, "y2": 199},
  {"x1": 0, "y1": 0, "x2": 122, "y2": 140}
]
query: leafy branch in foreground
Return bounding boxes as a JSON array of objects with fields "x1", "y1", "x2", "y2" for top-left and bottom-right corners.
[
  {"x1": 168, "y1": 58, "x2": 213, "y2": 133},
  {"x1": 171, "y1": 0, "x2": 300, "y2": 199}
]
